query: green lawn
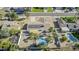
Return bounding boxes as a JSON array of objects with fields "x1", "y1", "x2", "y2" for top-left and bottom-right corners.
[
  {"x1": 72, "y1": 32, "x2": 79, "y2": 40},
  {"x1": 61, "y1": 16, "x2": 76, "y2": 23},
  {"x1": 31, "y1": 7, "x2": 44, "y2": 12},
  {"x1": 47, "y1": 7, "x2": 53, "y2": 12}
]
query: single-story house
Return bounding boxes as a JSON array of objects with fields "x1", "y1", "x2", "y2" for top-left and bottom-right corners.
[
  {"x1": 27, "y1": 22, "x2": 44, "y2": 32},
  {"x1": 66, "y1": 23, "x2": 79, "y2": 32}
]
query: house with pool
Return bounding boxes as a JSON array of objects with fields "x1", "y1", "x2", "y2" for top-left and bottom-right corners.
[
  {"x1": 18, "y1": 16, "x2": 54, "y2": 48},
  {"x1": 57, "y1": 17, "x2": 79, "y2": 43}
]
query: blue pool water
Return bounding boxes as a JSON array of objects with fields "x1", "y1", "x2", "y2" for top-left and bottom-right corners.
[
  {"x1": 36, "y1": 37, "x2": 47, "y2": 45},
  {"x1": 67, "y1": 33, "x2": 78, "y2": 42}
]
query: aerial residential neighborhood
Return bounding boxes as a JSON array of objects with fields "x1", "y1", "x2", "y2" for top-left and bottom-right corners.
[{"x1": 0, "y1": 7, "x2": 79, "y2": 51}]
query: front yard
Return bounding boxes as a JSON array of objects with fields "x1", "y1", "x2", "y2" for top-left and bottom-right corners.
[
  {"x1": 31, "y1": 7, "x2": 44, "y2": 12},
  {"x1": 47, "y1": 7, "x2": 53, "y2": 12}
]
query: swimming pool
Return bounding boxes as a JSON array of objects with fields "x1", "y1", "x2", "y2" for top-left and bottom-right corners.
[
  {"x1": 36, "y1": 37, "x2": 47, "y2": 45},
  {"x1": 66, "y1": 33, "x2": 78, "y2": 42}
]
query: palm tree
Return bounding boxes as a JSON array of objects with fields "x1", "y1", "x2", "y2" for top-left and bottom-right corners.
[
  {"x1": 60, "y1": 36, "x2": 67, "y2": 42},
  {"x1": 47, "y1": 35, "x2": 52, "y2": 42},
  {"x1": 48, "y1": 27, "x2": 53, "y2": 32},
  {"x1": 10, "y1": 12, "x2": 18, "y2": 21},
  {"x1": 0, "y1": 39, "x2": 18, "y2": 51},
  {"x1": 28, "y1": 32, "x2": 38, "y2": 40},
  {"x1": 5, "y1": 12, "x2": 18, "y2": 21}
]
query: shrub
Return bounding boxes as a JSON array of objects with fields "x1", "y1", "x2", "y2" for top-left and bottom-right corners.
[
  {"x1": 9, "y1": 28, "x2": 20, "y2": 36},
  {"x1": 74, "y1": 43, "x2": 79, "y2": 49},
  {"x1": 48, "y1": 27, "x2": 53, "y2": 32},
  {"x1": 60, "y1": 36, "x2": 67, "y2": 42}
]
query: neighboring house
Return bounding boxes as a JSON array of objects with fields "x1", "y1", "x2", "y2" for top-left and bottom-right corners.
[
  {"x1": 15, "y1": 7, "x2": 25, "y2": 14},
  {"x1": 53, "y1": 7, "x2": 77, "y2": 13},
  {"x1": 0, "y1": 21, "x2": 20, "y2": 30},
  {"x1": 57, "y1": 18, "x2": 69, "y2": 32},
  {"x1": 3, "y1": 7, "x2": 11, "y2": 12},
  {"x1": 53, "y1": 7, "x2": 64, "y2": 13},
  {"x1": 54, "y1": 7, "x2": 64, "y2": 10},
  {"x1": 1, "y1": 21, "x2": 13, "y2": 30},
  {"x1": 58, "y1": 17, "x2": 79, "y2": 32},
  {"x1": 66, "y1": 20, "x2": 79, "y2": 32},
  {"x1": 3, "y1": 7, "x2": 25, "y2": 15}
]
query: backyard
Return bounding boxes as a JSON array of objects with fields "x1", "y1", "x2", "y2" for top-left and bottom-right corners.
[
  {"x1": 61, "y1": 16, "x2": 76, "y2": 23},
  {"x1": 72, "y1": 32, "x2": 79, "y2": 40}
]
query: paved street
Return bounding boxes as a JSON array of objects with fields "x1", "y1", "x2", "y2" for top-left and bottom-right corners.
[{"x1": 28, "y1": 12, "x2": 79, "y2": 16}]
